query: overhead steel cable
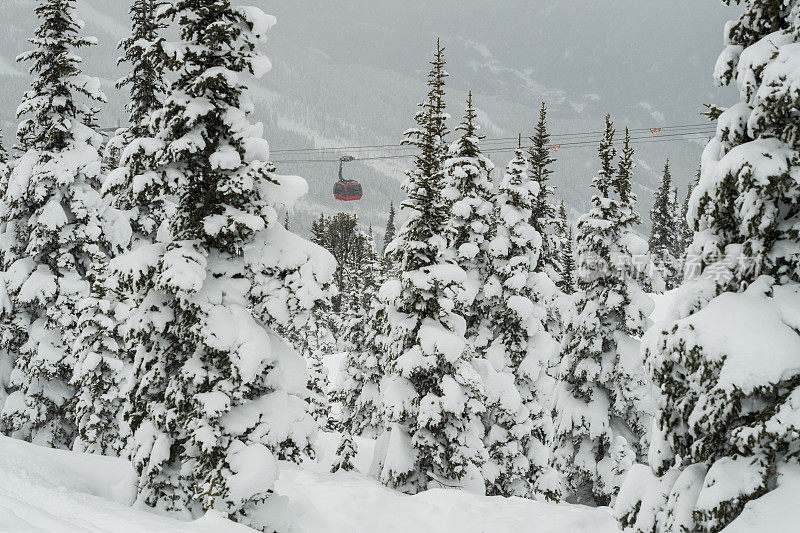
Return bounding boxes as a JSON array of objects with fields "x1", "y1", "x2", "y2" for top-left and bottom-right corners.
[
  {"x1": 272, "y1": 123, "x2": 709, "y2": 154},
  {"x1": 97, "y1": 121, "x2": 716, "y2": 164},
  {"x1": 267, "y1": 122, "x2": 714, "y2": 155},
  {"x1": 272, "y1": 129, "x2": 715, "y2": 164}
]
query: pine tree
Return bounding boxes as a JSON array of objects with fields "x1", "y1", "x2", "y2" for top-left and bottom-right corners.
[
  {"x1": 331, "y1": 432, "x2": 358, "y2": 473},
  {"x1": 283, "y1": 211, "x2": 290, "y2": 230},
  {"x1": 556, "y1": 201, "x2": 575, "y2": 294},
  {"x1": 0, "y1": 0, "x2": 106, "y2": 449},
  {"x1": 334, "y1": 230, "x2": 384, "y2": 437},
  {"x1": 649, "y1": 160, "x2": 682, "y2": 290},
  {"x1": 72, "y1": 0, "x2": 168, "y2": 458},
  {"x1": 71, "y1": 266, "x2": 128, "y2": 455},
  {"x1": 121, "y1": 4, "x2": 317, "y2": 525},
  {"x1": 86, "y1": 0, "x2": 172, "y2": 459},
  {"x1": 617, "y1": 3, "x2": 800, "y2": 531},
  {"x1": 306, "y1": 348, "x2": 331, "y2": 429},
  {"x1": 678, "y1": 170, "x2": 698, "y2": 272},
  {"x1": 276, "y1": 219, "x2": 337, "y2": 434},
  {"x1": 527, "y1": 103, "x2": 563, "y2": 283},
  {"x1": 102, "y1": 0, "x2": 170, "y2": 246},
  {"x1": 318, "y1": 213, "x2": 360, "y2": 313},
  {"x1": 310, "y1": 214, "x2": 326, "y2": 246},
  {"x1": 119, "y1": 0, "x2": 167, "y2": 136},
  {"x1": 482, "y1": 146, "x2": 557, "y2": 498},
  {"x1": 550, "y1": 119, "x2": 653, "y2": 505},
  {"x1": 0, "y1": 134, "x2": 12, "y2": 423},
  {"x1": 104, "y1": 0, "x2": 167, "y2": 169},
  {"x1": 383, "y1": 201, "x2": 396, "y2": 268},
  {"x1": 380, "y1": 40, "x2": 487, "y2": 494},
  {"x1": 442, "y1": 92, "x2": 495, "y2": 346},
  {"x1": 278, "y1": 279, "x2": 335, "y2": 433}
]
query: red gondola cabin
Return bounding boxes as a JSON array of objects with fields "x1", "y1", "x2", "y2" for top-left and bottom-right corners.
[
  {"x1": 333, "y1": 180, "x2": 363, "y2": 201},
  {"x1": 333, "y1": 155, "x2": 362, "y2": 201}
]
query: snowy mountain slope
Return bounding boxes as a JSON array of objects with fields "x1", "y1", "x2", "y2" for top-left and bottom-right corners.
[{"x1": 0, "y1": 0, "x2": 741, "y2": 237}]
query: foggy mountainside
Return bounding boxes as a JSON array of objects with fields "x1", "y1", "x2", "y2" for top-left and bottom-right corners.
[{"x1": 0, "y1": 0, "x2": 737, "y2": 237}]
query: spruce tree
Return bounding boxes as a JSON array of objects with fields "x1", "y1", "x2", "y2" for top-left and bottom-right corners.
[
  {"x1": 678, "y1": 170, "x2": 698, "y2": 271},
  {"x1": 380, "y1": 40, "x2": 487, "y2": 494},
  {"x1": 649, "y1": 160, "x2": 682, "y2": 290},
  {"x1": 121, "y1": 4, "x2": 316, "y2": 525},
  {"x1": 119, "y1": 0, "x2": 167, "y2": 136},
  {"x1": 334, "y1": 230, "x2": 384, "y2": 437},
  {"x1": 556, "y1": 201, "x2": 575, "y2": 294},
  {"x1": 318, "y1": 213, "x2": 360, "y2": 313},
  {"x1": 104, "y1": 0, "x2": 167, "y2": 169},
  {"x1": 383, "y1": 201, "x2": 396, "y2": 264},
  {"x1": 442, "y1": 92, "x2": 495, "y2": 346},
  {"x1": 71, "y1": 264, "x2": 129, "y2": 455},
  {"x1": 0, "y1": 135, "x2": 12, "y2": 422},
  {"x1": 527, "y1": 103, "x2": 563, "y2": 283},
  {"x1": 331, "y1": 432, "x2": 358, "y2": 473},
  {"x1": 617, "y1": 3, "x2": 800, "y2": 531},
  {"x1": 102, "y1": 0, "x2": 170, "y2": 245},
  {"x1": 306, "y1": 347, "x2": 331, "y2": 429},
  {"x1": 310, "y1": 214, "x2": 326, "y2": 246},
  {"x1": 0, "y1": 0, "x2": 106, "y2": 449},
  {"x1": 72, "y1": 0, "x2": 168, "y2": 458},
  {"x1": 550, "y1": 119, "x2": 653, "y2": 505},
  {"x1": 482, "y1": 146, "x2": 557, "y2": 498},
  {"x1": 85, "y1": 0, "x2": 171, "y2": 459}
]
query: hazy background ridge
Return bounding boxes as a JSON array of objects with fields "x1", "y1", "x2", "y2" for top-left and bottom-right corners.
[{"x1": 0, "y1": 0, "x2": 740, "y2": 239}]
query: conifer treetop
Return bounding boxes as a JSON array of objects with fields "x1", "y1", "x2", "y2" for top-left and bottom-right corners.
[
  {"x1": 117, "y1": 0, "x2": 168, "y2": 136},
  {"x1": 593, "y1": 115, "x2": 617, "y2": 199},
  {"x1": 17, "y1": 0, "x2": 106, "y2": 153}
]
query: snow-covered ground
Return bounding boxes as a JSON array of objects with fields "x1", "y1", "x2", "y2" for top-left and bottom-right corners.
[
  {"x1": 0, "y1": 435, "x2": 251, "y2": 533},
  {"x1": 0, "y1": 432, "x2": 620, "y2": 533}
]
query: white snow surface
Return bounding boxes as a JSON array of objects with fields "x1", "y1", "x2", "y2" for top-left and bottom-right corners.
[
  {"x1": 0, "y1": 432, "x2": 623, "y2": 533},
  {"x1": 0, "y1": 435, "x2": 252, "y2": 532}
]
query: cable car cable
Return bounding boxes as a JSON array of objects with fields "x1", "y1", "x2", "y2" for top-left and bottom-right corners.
[
  {"x1": 268, "y1": 122, "x2": 714, "y2": 155},
  {"x1": 273, "y1": 129, "x2": 716, "y2": 164}
]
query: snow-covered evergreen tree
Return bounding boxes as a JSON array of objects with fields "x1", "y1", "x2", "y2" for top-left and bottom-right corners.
[
  {"x1": 0, "y1": 135, "x2": 12, "y2": 421},
  {"x1": 82, "y1": 0, "x2": 171, "y2": 459},
  {"x1": 310, "y1": 214, "x2": 326, "y2": 246},
  {"x1": 268, "y1": 222, "x2": 335, "y2": 436},
  {"x1": 0, "y1": 0, "x2": 106, "y2": 449},
  {"x1": 71, "y1": 0, "x2": 169, "y2": 458},
  {"x1": 313, "y1": 212, "x2": 362, "y2": 314},
  {"x1": 442, "y1": 92, "x2": 495, "y2": 346},
  {"x1": 334, "y1": 230, "x2": 384, "y2": 437},
  {"x1": 556, "y1": 201, "x2": 575, "y2": 294},
  {"x1": 331, "y1": 432, "x2": 358, "y2": 473},
  {"x1": 617, "y1": 3, "x2": 800, "y2": 531},
  {"x1": 71, "y1": 266, "x2": 129, "y2": 455},
  {"x1": 380, "y1": 40, "x2": 487, "y2": 494},
  {"x1": 120, "y1": 4, "x2": 319, "y2": 525},
  {"x1": 550, "y1": 119, "x2": 653, "y2": 506},
  {"x1": 482, "y1": 146, "x2": 558, "y2": 498},
  {"x1": 649, "y1": 160, "x2": 682, "y2": 290},
  {"x1": 678, "y1": 170, "x2": 698, "y2": 272},
  {"x1": 382, "y1": 201, "x2": 396, "y2": 272},
  {"x1": 104, "y1": 0, "x2": 167, "y2": 169},
  {"x1": 306, "y1": 348, "x2": 331, "y2": 429},
  {"x1": 527, "y1": 103, "x2": 563, "y2": 283}
]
